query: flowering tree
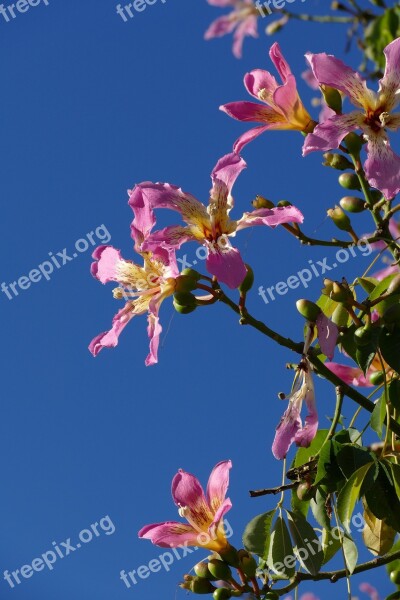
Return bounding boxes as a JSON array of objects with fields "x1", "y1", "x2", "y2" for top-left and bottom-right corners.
[{"x1": 90, "y1": 1, "x2": 400, "y2": 599}]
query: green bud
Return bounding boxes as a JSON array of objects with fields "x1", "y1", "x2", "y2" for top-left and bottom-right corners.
[
  {"x1": 296, "y1": 482, "x2": 315, "y2": 502},
  {"x1": 194, "y1": 562, "x2": 215, "y2": 580},
  {"x1": 264, "y1": 593, "x2": 280, "y2": 600},
  {"x1": 390, "y1": 570, "x2": 400, "y2": 586},
  {"x1": 266, "y1": 17, "x2": 287, "y2": 35},
  {"x1": 181, "y1": 576, "x2": 216, "y2": 594},
  {"x1": 387, "y1": 275, "x2": 400, "y2": 295},
  {"x1": 173, "y1": 292, "x2": 197, "y2": 314},
  {"x1": 344, "y1": 132, "x2": 363, "y2": 155},
  {"x1": 252, "y1": 195, "x2": 275, "y2": 209},
  {"x1": 339, "y1": 195, "x2": 365, "y2": 213},
  {"x1": 354, "y1": 326, "x2": 373, "y2": 347},
  {"x1": 338, "y1": 172, "x2": 362, "y2": 191},
  {"x1": 382, "y1": 304, "x2": 400, "y2": 327},
  {"x1": 239, "y1": 264, "x2": 254, "y2": 293},
  {"x1": 321, "y1": 85, "x2": 342, "y2": 113},
  {"x1": 277, "y1": 200, "x2": 292, "y2": 207},
  {"x1": 218, "y1": 545, "x2": 239, "y2": 567},
  {"x1": 213, "y1": 589, "x2": 232, "y2": 600},
  {"x1": 237, "y1": 550, "x2": 257, "y2": 578},
  {"x1": 175, "y1": 275, "x2": 198, "y2": 293},
  {"x1": 208, "y1": 559, "x2": 232, "y2": 581},
  {"x1": 296, "y1": 299, "x2": 321, "y2": 322},
  {"x1": 181, "y1": 268, "x2": 201, "y2": 281},
  {"x1": 323, "y1": 279, "x2": 353, "y2": 303},
  {"x1": 327, "y1": 206, "x2": 352, "y2": 232},
  {"x1": 370, "y1": 371, "x2": 385, "y2": 386},
  {"x1": 323, "y1": 152, "x2": 353, "y2": 171}
]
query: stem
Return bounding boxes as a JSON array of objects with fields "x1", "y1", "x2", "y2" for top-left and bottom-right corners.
[
  {"x1": 321, "y1": 387, "x2": 344, "y2": 447},
  {"x1": 282, "y1": 10, "x2": 354, "y2": 23},
  {"x1": 282, "y1": 224, "x2": 357, "y2": 248},
  {"x1": 249, "y1": 482, "x2": 297, "y2": 497}
]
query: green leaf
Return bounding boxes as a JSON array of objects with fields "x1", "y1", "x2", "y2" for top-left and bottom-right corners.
[
  {"x1": 316, "y1": 294, "x2": 338, "y2": 318},
  {"x1": 389, "y1": 380, "x2": 400, "y2": 412},
  {"x1": 365, "y1": 464, "x2": 400, "y2": 533},
  {"x1": 337, "y1": 463, "x2": 375, "y2": 532},
  {"x1": 295, "y1": 430, "x2": 329, "y2": 467},
  {"x1": 380, "y1": 326, "x2": 400, "y2": 376},
  {"x1": 355, "y1": 327, "x2": 380, "y2": 375},
  {"x1": 342, "y1": 533, "x2": 358, "y2": 575},
  {"x1": 369, "y1": 274, "x2": 399, "y2": 316},
  {"x1": 336, "y1": 445, "x2": 375, "y2": 479},
  {"x1": 310, "y1": 488, "x2": 331, "y2": 530},
  {"x1": 267, "y1": 516, "x2": 295, "y2": 579},
  {"x1": 321, "y1": 528, "x2": 341, "y2": 566},
  {"x1": 339, "y1": 325, "x2": 358, "y2": 363},
  {"x1": 286, "y1": 510, "x2": 324, "y2": 576},
  {"x1": 370, "y1": 394, "x2": 387, "y2": 438},
  {"x1": 389, "y1": 463, "x2": 400, "y2": 498},
  {"x1": 357, "y1": 277, "x2": 378, "y2": 295},
  {"x1": 242, "y1": 510, "x2": 276, "y2": 560}
]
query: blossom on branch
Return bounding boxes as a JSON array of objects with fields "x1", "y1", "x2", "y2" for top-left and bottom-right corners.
[{"x1": 204, "y1": 0, "x2": 258, "y2": 59}]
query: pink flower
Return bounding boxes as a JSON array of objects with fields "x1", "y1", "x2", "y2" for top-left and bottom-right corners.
[
  {"x1": 303, "y1": 38, "x2": 400, "y2": 199},
  {"x1": 325, "y1": 362, "x2": 375, "y2": 387},
  {"x1": 139, "y1": 461, "x2": 233, "y2": 552},
  {"x1": 89, "y1": 207, "x2": 179, "y2": 365},
  {"x1": 359, "y1": 582, "x2": 380, "y2": 600},
  {"x1": 220, "y1": 43, "x2": 313, "y2": 153},
  {"x1": 130, "y1": 153, "x2": 304, "y2": 289},
  {"x1": 204, "y1": 0, "x2": 258, "y2": 59},
  {"x1": 272, "y1": 359, "x2": 318, "y2": 460},
  {"x1": 316, "y1": 312, "x2": 339, "y2": 360}
]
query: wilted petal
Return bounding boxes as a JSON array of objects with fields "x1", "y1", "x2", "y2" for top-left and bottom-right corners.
[
  {"x1": 303, "y1": 112, "x2": 361, "y2": 155},
  {"x1": 364, "y1": 131, "x2": 400, "y2": 199},
  {"x1": 272, "y1": 397, "x2": 302, "y2": 460},
  {"x1": 89, "y1": 304, "x2": 136, "y2": 357},
  {"x1": 145, "y1": 311, "x2": 162, "y2": 367},
  {"x1": 138, "y1": 522, "x2": 199, "y2": 548},
  {"x1": 316, "y1": 313, "x2": 339, "y2": 360},
  {"x1": 206, "y1": 460, "x2": 232, "y2": 513},
  {"x1": 306, "y1": 52, "x2": 373, "y2": 110},
  {"x1": 237, "y1": 205, "x2": 304, "y2": 230},
  {"x1": 379, "y1": 37, "x2": 400, "y2": 111},
  {"x1": 206, "y1": 244, "x2": 247, "y2": 288},
  {"x1": 325, "y1": 362, "x2": 373, "y2": 387},
  {"x1": 295, "y1": 374, "x2": 318, "y2": 448}
]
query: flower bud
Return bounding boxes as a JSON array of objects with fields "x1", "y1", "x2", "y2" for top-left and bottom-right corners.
[
  {"x1": 181, "y1": 268, "x2": 201, "y2": 281},
  {"x1": 370, "y1": 371, "x2": 385, "y2": 386},
  {"x1": 173, "y1": 292, "x2": 197, "y2": 314},
  {"x1": 218, "y1": 545, "x2": 240, "y2": 567},
  {"x1": 321, "y1": 85, "x2": 342, "y2": 113},
  {"x1": 338, "y1": 172, "x2": 362, "y2": 191},
  {"x1": 296, "y1": 299, "x2": 321, "y2": 322},
  {"x1": 354, "y1": 326, "x2": 373, "y2": 347},
  {"x1": 344, "y1": 132, "x2": 363, "y2": 155},
  {"x1": 208, "y1": 559, "x2": 232, "y2": 581},
  {"x1": 327, "y1": 206, "x2": 352, "y2": 232},
  {"x1": 239, "y1": 264, "x2": 254, "y2": 293},
  {"x1": 296, "y1": 482, "x2": 315, "y2": 501},
  {"x1": 237, "y1": 550, "x2": 257, "y2": 578},
  {"x1": 277, "y1": 200, "x2": 292, "y2": 207},
  {"x1": 194, "y1": 561, "x2": 216, "y2": 580},
  {"x1": 252, "y1": 195, "x2": 274, "y2": 209},
  {"x1": 175, "y1": 275, "x2": 199, "y2": 293},
  {"x1": 323, "y1": 279, "x2": 353, "y2": 303},
  {"x1": 265, "y1": 15, "x2": 288, "y2": 35},
  {"x1": 323, "y1": 152, "x2": 353, "y2": 170},
  {"x1": 181, "y1": 575, "x2": 216, "y2": 594},
  {"x1": 387, "y1": 275, "x2": 400, "y2": 295},
  {"x1": 339, "y1": 196, "x2": 365, "y2": 213},
  {"x1": 213, "y1": 589, "x2": 232, "y2": 600}
]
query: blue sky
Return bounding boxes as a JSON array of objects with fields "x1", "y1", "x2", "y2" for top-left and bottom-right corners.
[{"x1": 1, "y1": 0, "x2": 398, "y2": 598}]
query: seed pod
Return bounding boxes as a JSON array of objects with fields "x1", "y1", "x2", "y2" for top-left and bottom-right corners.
[
  {"x1": 338, "y1": 172, "x2": 362, "y2": 191},
  {"x1": 339, "y1": 196, "x2": 365, "y2": 213}
]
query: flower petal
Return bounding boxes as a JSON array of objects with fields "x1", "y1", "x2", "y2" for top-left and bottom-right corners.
[
  {"x1": 272, "y1": 400, "x2": 302, "y2": 460},
  {"x1": 232, "y1": 124, "x2": 276, "y2": 153},
  {"x1": 91, "y1": 246, "x2": 122, "y2": 284},
  {"x1": 302, "y1": 112, "x2": 361, "y2": 155},
  {"x1": 204, "y1": 15, "x2": 237, "y2": 40},
  {"x1": 220, "y1": 101, "x2": 284, "y2": 123},
  {"x1": 269, "y1": 42, "x2": 292, "y2": 83},
  {"x1": 232, "y1": 14, "x2": 258, "y2": 59},
  {"x1": 364, "y1": 131, "x2": 400, "y2": 199},
  {"x1": 89, "y1": 304, "x2": 137, "y2": 357},
  {"x1": 128, "y1": 184, "x2": 156, "y2": 249},
  {"x1": 294, "y1": 374, "x2": 318, "y2": 448},
  {"x1": 145, "y1": 311, "x2": 162, "y2": 367},
  {"x1": 306, "y1": 52, "x2": 373, "y2": 109},
  {"x1": 244, "y1": 68, "x2": 278, "y2": 101},
  {"x1": 316, "y1": 313, "x2": 339, "y2": 360},
  {"x1": 236, "y1": 205, "x2": 304, "y2": 231},
  {"x1": 211, "y1": 153, "x2": 246, "y2": 197},
  {"x1": 206, "y1": 244, "x2": 247, "y2": 288},
  {"x1": 138, "y1": 522, "x2": 199, "y2": 548},
  {"x1": 142, "y1": 225, "x2": 196, "y2": 252},
  {"x1": 206, "y1": 460, "x2": 232, "y2": 513},
  {"x1": 379, "y1": 37, "x2": 400, "y2": 111},
  {"x1": 325, "y1": 362, "x2": 373, "y2": 387},
  {"x1": 207, "y1": 0, "x2": 234, "y2": 6},
  {"x1": 172, "y1": 469, "x2": 212, "y2": 529}
]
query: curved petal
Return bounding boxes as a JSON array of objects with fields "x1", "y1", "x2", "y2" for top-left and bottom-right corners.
[
  {"x1": 206, "y1": 460, "x2": 232, "y2": 512},
  {"x1": 379, "y1": 37, "x2": 400, "y2": 111},
  {"x1": 232, "y1": 124, "x2": 276, "y2": 154},
  {"x1": 236, "y1": 205, "x2": 304, "y2": 230},
  {"x1": 204, "y1": 15, "x2": 236, "y2": 40},
  {"x1": 325, "y1": 362, "x2": 373, "y2": 387},
  {"x1": 244, "y1": 68, "x2": 278, "y2": 101},
  {"x1": 302, "y1": 112, "x2": 361, "y2": 155},
  {"x1": 272, "y1": 399, "x2": 302, "y2": 460},
  {"x1": 295, "y1": 374, "x2": 318, "y2": 448},
  {"x1": 232, "y1": 14, "x2": 258, "y2": 59},
  {"x1": 128, "y1": 184, "x2": 156, "y2": 248},
  {"x1": 316, "y1": 313, "x2": 339, "y2": 360},
  {"x1": 272, "y1": 74, "x2": 311, "y2": 130},
  {"x1": 145, "y1": 311, "x2": 162, "y2": 367},
  {"x1": 211, "y1": 153, "x2": 246, "y2": 197},
  {"x1": 91, "y1": 246, "x2": 122, "y2": 283},
  {"x1": 89, "y1": 304, "x2": 137, "y2": 357},
  {"x1": 305, "y1": 52, "x2": 373, "y2": 110},
  {"x1": 220, "y1": 100, "x2": 282, "y2": 123},
  {"x1": 206, "y1": 244, "x2": 247, "y2": 289},
  {"x1": 172, "y1": 469, "x2": 212, "y2": 529},
  {"x1": 364, "y1": 132, "x2": 400, "y2": 199},
  {"x1": 138, "y1": 522, "x2": 199, "y2": 548},
  {"x1": 269, "y1": 42, "x2": 292, "y2": 83},
  {"x1": 142, "y1": 225, "x2": 196, "y2": 252}
]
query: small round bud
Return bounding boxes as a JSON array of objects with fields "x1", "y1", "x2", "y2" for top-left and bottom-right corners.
[
  {"x1": 252, "y1": 195, "x2": 274, "y2": 209},
  {"x1": 277, "y1": 200, "x2": 292, "y2": 207},
  {"x1": 296, "y1": 299, "x2": 321, "y2": 322},
  {"x1": 354, "y1": 326, "x2": 373, "y2": 347},
  {"x1": 181, "y1": 268, "x2": 201, "y2": 281},
  {"x1": 344, "y1": 132, "x2": 363, "y2": 155},
  {"x1": 390, "y1": 570, "x2": 400, "y2": 585},
  {"x1": 323, "y1": 152, "x2": 353, "y2": 170},
  {"x1": 327, "y1": 206, "x2": 352, "y2": 232},
  {"x1": 323, "y1": 279, "x2": 353, "y2": 303},
  {"x1": 213, "y1": 589, "x2": 232, "y2": 600},
  {"x1": 173, "y1": 292, "x2": 197, "y2": 314},
  {"x1": 339, "y1": 195, "x2": 365, "y2": 213},
  {"x1": 175, "y1": 275, "x2": 198, "y2": 293},
  {"x1": 296, "y1": 482, "x2": 315, "y2": 501},
  {"x1": 369, "y1": 371, "x2": 385, "y2": 386},
  {"x1": 264, "y1": 592, "x2": 280, "y2": 599},
  {"x1": 321, "y1": 85, "x2": 342, "y2": 113},
  {"x1": 208, "y1": 559, "x2": 232, "y2": 581},
  {"x1": 181, "y1": 576, "x2": 216, "y2": 594},
  {"x1": 239, "y1": 264, "x2": 254, "y2": 293},
  {"x1": 194, "y1": 562, "x2": 214, "y2": 579},
  {"x1": 338, "y1": 172, "x2": 362, "y2": 191}
]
